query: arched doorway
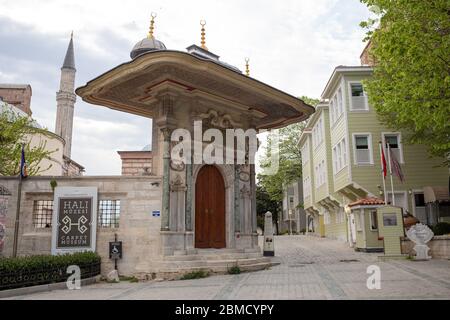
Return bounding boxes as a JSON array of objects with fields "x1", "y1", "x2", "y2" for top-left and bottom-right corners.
[{"x1": 195, "y1": 165, "x2": 226, "y2": 248}]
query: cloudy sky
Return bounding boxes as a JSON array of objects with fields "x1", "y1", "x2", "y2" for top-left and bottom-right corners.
[{"x1": 0, "y1": 0, "x2": 372, "y2": 175}]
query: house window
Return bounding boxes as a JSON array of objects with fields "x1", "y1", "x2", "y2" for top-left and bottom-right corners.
[
  {"x1": 98, "y1": 200, "x2": 121, "y2": 228},
  {"x1": 315, "y1": 160, "x2": 327, "y2": 188},
  {"x1": 337, "y1": 88, "x2": 343, "y2": 115},
  {"x1": 354, "y1": 134, "x2": 372, "y2": 164},
  {"x1": 324, "y1": 211, "x2": 331, "y2": 225},
  {"x1": 329, "y1": 99, "x2": 335, "y2": 125},
  {"x1": 370, "y1": 210, "x2": 378, "y2": 231},
  {"x1": 313, "y1": 116, "x2": 324, "y2": 149},
  {"x1": 301, "y1": 141, "x2": 309, "y2": 165},
  {"x1": 330, "y1": 88, "x2": 344, "y2": 126},
  {"x1": 33, "y1": 200, "x2": 53, "y2": 228},
  {"x1": 333, "y1": 138, "x2": 347, "y2": 173},
  {"x1": 350, "y1": 82, "x2": 368, "y2": 111},
  {"x1": 335, "y1": 209, "x2": 345, "y2": 224},
  {"x1": 303, "y1": 176, "x2": 311, "y2": 198},
  {"x1": 414, "y1": 193, "x2": 425, "y2": 207},
  {"x1": 383, "y1": 133, "x2": 403, "y2": 163},
  {"x1": 356, "y1": 211, "x2": 363, "y2": 231}
]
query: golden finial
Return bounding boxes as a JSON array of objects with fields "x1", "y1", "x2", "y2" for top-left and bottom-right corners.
[
  {"x1": 148, "y1": 12, "x2": 157, "y2": 39},
  {"x1": 200, "y1": 20, "x2": 208, "y2": 50},
  {"x1": 245, "y1": 57, "x2": 250, "y2": 76}
]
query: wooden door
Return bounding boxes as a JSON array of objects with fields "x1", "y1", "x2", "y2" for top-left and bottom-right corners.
[{"x1": 195, "y1": 165, "x2": 226, "y2": 248}]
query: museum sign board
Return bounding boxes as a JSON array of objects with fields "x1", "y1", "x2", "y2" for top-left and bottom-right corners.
[{"x1": 51, "y1": 187, "x2": 98, "y2": 255}]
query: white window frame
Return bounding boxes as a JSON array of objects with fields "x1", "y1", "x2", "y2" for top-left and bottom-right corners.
[
  {"x1": 332, "y1": 138, "x2": 348, "y2": 175},
  {"x1": 352, "y1": 133, "x2": 374, "y2": 165},
  {"x1": 301, "y1": 141, "x2": 309, "y2": 165},
  {"x1": 356, "y1": 210, "x2": 363, "y2": 231},
  {"x1": 382, "y1": 132, "x2": 404, "y2": 164},
  {"x1": 386, "y1": 191, "x2": 408, "y2": 212},
  {"x1": 303, "y1": 176, "x2": 311, "y2": 199},
  {"x1": 348, "y1": 81, "x2": 369, "y2": 111}
]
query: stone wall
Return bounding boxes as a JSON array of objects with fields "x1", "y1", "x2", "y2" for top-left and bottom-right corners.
[
  {"x1": 0, "y1": 84, "x2": 32, "y2": 116},
  {"x1": 117, "y1": 151, "x2": 152, "y2": 176},
  {"x1": 0, "y1": 176, "x2": 162, "y2": 276},
  {"x1": 401, "y1": 235, "x2": 450, "y2": 259}
]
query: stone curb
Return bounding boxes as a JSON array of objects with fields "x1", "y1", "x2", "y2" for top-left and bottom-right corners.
[{"x1": 0, "y1": 276, "x2": 100, "y2": 299}]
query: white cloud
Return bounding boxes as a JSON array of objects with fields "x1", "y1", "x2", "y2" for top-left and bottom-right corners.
[{"x1": 0, "y1": 0, "x2": 373, "y2": 175}]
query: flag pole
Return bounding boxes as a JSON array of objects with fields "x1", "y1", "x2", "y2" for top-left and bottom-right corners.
[
  {"x1": 12, "y1": 144, "x2": 24, "y2": 257},
  {"x1": 386, "y1": 142, "x2": 395, "y2": 206},
  {"x1": 379, "y1": 142, "x2": 387, "y2": 203}
]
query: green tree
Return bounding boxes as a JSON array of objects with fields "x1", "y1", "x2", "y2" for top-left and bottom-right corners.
[
  {"x1": 0, "y1": 109, "x2": 55, "y2": 176},
  {"x1": 258, "y1": 96, "x2": 319, "y2": 203},
  {"x1": 360, "y1": 0, "x2": 450, "y2": 164},
  {"x1": 256, "y1": 185, "x2": 281, "y2": 232}
]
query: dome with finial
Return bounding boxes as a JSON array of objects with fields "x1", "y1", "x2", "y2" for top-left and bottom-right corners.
[{"x1": 130, "y1": 13, "x2": 166, "y2": 59}]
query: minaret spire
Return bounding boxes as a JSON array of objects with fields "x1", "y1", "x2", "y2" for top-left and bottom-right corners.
[
  {"x1": 148, "y1": 12, "x2": 156, "y2": 39},
  {"x1": 62, "y1": 32, "x2": 76, "y2": 70},
  {"x1": 200, "y1": 20, "x2": 208, "y2": 50},
  {"x1": 55, "y1": 33, "x2": 77, "y2": 161},
  {"x1": 245, "y1": 58, "x2": 250, "y2": 76}
]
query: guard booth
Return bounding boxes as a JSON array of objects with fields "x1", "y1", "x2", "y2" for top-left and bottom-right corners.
[
  {"x1": 347, "y1": 198, "x2": 385, "y2": 252},
  {"x1": 347, "y1": 198, "x2": 407, "y2": 255},
  {"x1": 377, "y1": 205, "x2": 405, "y2": 257}
]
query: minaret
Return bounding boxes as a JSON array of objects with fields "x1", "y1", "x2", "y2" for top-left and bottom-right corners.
[{"x1": 55, "y1": 32, "x2": 76, "y2": 159}]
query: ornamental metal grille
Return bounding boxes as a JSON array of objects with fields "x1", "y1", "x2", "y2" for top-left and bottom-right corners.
[
  {"x1": 98, "y1": 200, "x2": 121, "y2": 228},
  {"x1": 33, "y1": 200, "x2": 53, "y2": 228}
]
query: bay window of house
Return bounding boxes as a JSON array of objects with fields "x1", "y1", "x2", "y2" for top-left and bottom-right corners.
[
  {"x1": 354, "y1": 134, "x2": 373, "y2": 165},
  {"x1": 349, "y1": 82, "x2": 368, "y2": 111},
  {"x1": 383, "y1": 133, "x2": 404, "y2": 163}
]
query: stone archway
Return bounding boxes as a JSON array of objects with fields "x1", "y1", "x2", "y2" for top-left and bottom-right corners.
[{"x1": 194, "y1": 165, "x2": 226, "y2": 248}]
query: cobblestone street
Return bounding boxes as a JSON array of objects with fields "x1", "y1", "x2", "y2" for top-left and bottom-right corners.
[{"x1": 5, "y1": 236, "x2": 450, "y2": 300}]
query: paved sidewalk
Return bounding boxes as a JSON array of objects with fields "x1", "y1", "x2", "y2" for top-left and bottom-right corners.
[{"x1": 4, "y1": 236, "x2": 450, "y2": 300}]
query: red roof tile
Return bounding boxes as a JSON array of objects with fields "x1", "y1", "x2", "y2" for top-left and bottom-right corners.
[{"x1": 348, "y1": 197, "x2": 385, "y2": 207}]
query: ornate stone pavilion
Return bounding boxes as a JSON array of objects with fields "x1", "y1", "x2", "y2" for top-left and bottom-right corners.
[{"x1": 76, "y1": 17, "x2": 313, "y2": 264}]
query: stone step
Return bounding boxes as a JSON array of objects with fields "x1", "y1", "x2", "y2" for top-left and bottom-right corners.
[
  {"x1": 154, "y1": 258, "x2": 277, "y2": 275},
  {"x1": 155, "y1": 257, "x2": 273, "y2": 270},
  {"x1": 163, "y1": 252, "x2": 263, "y2": 261}
]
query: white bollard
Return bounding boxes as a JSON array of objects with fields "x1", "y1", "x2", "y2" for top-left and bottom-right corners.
[{"x1": 264, "y1": 211, "x2": 274, "y2": 256}]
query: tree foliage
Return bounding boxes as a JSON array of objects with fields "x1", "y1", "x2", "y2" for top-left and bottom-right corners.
[
  {"x1": 360, "y1": 0, "x2": 450, "y2": 164},
  {"x1": 256, "y1": 185, "x2": 281, "y2": 231},
  {"x1": 0, "y1": 109, "x2": 55, "y2": 176},
  {"x1": 257, "y1": 96, "x2": 320, "y2": 203}
]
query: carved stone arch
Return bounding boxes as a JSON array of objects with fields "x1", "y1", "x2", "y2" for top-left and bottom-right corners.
[{"x1": 192, "y1": 164, "x2": 233, "y2": 189}]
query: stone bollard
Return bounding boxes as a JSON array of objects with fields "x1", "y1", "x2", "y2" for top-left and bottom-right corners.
[{"x1": 263, "y1": 211, "x2": 274, "y2": 257}]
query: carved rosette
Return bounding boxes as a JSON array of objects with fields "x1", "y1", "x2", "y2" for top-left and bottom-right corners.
[{"x1": 170, "y1": 174, "x2": 186, "y2": 192}]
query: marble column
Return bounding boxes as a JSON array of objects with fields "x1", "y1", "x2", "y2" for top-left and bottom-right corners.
[
  {"x1": 161, "y1": 128, "x2": 171, "y2": 231},
  {"x1": 185, "y1": 163, "x2": 193, "y2": 231},
  {"x1": 234, "y1": 165, "x2": 241, "y2": 232},
  {"x1": 250, "y1": 164, "x2": 257, "y2": 233}
]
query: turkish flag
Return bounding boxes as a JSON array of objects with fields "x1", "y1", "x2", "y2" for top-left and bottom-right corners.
[{"x1": 381, "y1": 145, "x2": 387, "y2": 178}]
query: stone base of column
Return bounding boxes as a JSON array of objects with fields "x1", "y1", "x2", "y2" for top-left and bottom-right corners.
[{"x1": 160, "y1": 231, "x2": 194, "y2": 256}]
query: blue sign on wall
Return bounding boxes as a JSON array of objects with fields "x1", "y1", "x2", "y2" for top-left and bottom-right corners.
[{"x1": 152, "y1": 210, "x2": 161, "y2": 217}]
